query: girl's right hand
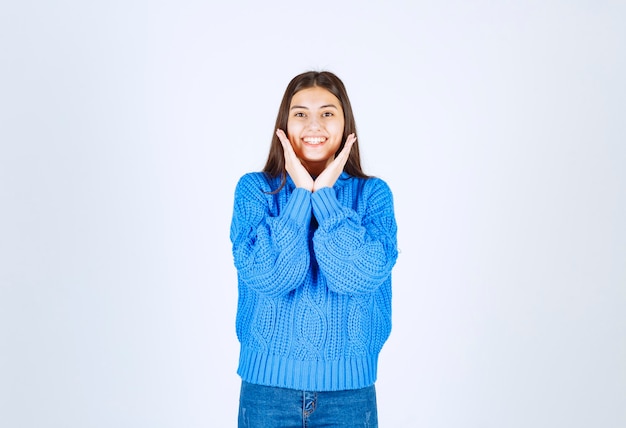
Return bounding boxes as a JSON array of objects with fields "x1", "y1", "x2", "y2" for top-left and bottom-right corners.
[{"x1": 276, "y1": 129, "x2": 314, "y2": 191}]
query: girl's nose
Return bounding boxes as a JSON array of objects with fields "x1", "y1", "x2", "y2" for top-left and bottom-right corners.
[{"x1": 308, "y1": 117, "x2": 321, "y2": 130}]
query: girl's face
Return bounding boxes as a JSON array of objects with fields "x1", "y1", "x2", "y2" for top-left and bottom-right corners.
[{"x1": 287, "y1": 86, "x2": 345, "y2": 176}]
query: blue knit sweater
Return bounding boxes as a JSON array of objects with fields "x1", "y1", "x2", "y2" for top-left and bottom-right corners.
[{"x1": 230, "y1": 171, "x2": 398, "y2": 391}]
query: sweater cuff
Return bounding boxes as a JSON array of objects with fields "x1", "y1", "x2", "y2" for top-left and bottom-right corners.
[
  {"x1": 284, "y1": 187, "x2": 312, "y2": 226},
  {"x1": 311, "y1": 187, "x2": 343, "y2": 223}
]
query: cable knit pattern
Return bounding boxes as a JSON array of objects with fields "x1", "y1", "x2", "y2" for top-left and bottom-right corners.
[{"x1": 230, "y1": 171, "x2": 398, "y2": 391}]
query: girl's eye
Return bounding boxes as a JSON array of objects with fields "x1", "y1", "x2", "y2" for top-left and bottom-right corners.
[
  {"x1": 294, "y1": 112, "x2": 306, "y2": 118},
  {"x1": 322, "y1": 112, "x2": 333, "y2": 117}
]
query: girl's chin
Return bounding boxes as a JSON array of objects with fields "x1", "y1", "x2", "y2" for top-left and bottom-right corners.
[
  {"x1": 302, "y1": 156, "x2": 332, "y2": 165},
  {"x1": 299, "y1": 150, "x2": 330, "y2": 161}
]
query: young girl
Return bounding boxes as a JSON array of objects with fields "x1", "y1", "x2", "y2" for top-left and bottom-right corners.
[{"x1": 230, "y1": 71, "x2": 398, "y2": 427}]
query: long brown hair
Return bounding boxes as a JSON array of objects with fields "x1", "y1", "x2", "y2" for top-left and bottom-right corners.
[{"x1": 263, "y1": 71, "x2": 369, "y2": 190}]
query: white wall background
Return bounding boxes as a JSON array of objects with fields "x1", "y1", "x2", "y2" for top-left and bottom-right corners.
[{"x1": 1, "y1": 1, "x2": 624, "y2": 427}]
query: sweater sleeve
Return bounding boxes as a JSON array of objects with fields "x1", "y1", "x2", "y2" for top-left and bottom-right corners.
[
  {"x1": 311, "y1": 179, "x2": 398, "y2": 295},
  {"x1": 230, "y1": 173, "x2": 312, "y2": 297}
]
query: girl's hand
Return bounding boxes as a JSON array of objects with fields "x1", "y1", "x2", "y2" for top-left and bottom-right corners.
[
  {"x1": 276, "y1": 129, "x2": 314, "y2": 191},
  {"x1": 313, "y1": 134, "x2": 356, "y2": 192}
]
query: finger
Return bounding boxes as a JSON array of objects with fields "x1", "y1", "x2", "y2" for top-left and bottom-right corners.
[
  {"x1": 276, "y1": 129, "x2": 297, "y2": 157},
  {"x1": 345, "y1": 133, "x2": 357, "y2": 150},
  {"x1": 336, "y1": 134, "x2": 356, "y2": 161},
  {"x1": 276, "y1": 129, "x2": 289, "y2": 147}
]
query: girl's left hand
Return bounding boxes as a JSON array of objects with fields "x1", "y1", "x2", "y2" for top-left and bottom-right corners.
[{"x1": 313, "y1": 134, "x2": 357, "y2": 192}]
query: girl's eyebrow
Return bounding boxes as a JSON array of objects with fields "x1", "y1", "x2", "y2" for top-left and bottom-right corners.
[{"x1": 290, "y1": 104, "x2": 338, "y2": 110}]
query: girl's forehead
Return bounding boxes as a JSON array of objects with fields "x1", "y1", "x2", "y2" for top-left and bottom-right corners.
[{"x1": 291, "y1": 87, "x2": 341, "y2": 106}]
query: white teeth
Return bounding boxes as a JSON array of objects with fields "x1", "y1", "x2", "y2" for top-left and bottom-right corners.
[{"x1": 303, "y1": 137, "x2": 326, "y2": 144}]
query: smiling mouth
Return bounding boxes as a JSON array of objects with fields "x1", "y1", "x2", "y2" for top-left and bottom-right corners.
[{"x1": 303, "y1": 137, "x2": 326, "y2": 145}]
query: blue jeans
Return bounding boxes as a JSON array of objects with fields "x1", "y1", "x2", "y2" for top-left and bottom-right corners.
[{"x1": 238, "y1": 381, "x2": 378, "y2": 427}]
